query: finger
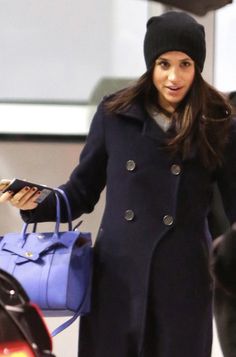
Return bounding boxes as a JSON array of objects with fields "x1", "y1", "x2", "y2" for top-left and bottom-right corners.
[
  {"x1": 10, "y1": 187, "x2": 32, "y2": 205},
  {"x1": 17, "y1": 192, "x2": 40, "y2": 210},
  {"x1": 0, "y1": 180, "x2": 11, "y2": 192},
  {"x1": 0, "y1": 183, "x2": 6, "y2": 191},
  {"x1": 10, "y1": 187, "x2": 40, "y2": 209},
  {"x1": 0, "y1": 191, "x2": 14, "y2": 203},
  {"x1": 15, "y1": 199, "x2": 38, "y2": 211},
  {"x1": 16, "y1": 188, "x2": 41, "y2": 207},
  {"x1": 0, "y1": 179, "x2": 11, "y2": 185},
  {"x1": 19, "y1": 201, "x2": 39, "y2": 211}
]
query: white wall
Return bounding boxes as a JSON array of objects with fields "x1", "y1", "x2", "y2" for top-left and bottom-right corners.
[
  {"x1": 0, "y1": 0, "x2": 112, "y2": 101},
  {"x1": 0, "y1": 0, "x2": 148, "y2": 102}
]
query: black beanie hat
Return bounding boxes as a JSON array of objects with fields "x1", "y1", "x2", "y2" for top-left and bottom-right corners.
[{"x1": 144, "y1": 11, "x2": 206, "y2": 72}]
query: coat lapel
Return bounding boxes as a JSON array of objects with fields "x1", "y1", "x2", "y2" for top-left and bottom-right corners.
[
  {"x1": 142, "y1": 115, "x2": 170, "y2": 143},
  {"x1": 116, "y1": 101, "x2": 172, "y2": 144}
]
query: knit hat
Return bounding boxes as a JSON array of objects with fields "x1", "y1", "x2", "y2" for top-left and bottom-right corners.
[{"x1": 143, "y1": 11, "x2": 206, "y2": 72}]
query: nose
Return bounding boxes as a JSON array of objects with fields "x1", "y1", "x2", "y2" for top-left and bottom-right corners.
[{"x1": 168, "y1": 67, "x2": 179, "y2": 82}]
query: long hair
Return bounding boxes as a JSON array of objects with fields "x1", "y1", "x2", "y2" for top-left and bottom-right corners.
[{"x1": 105, "y1": 65, "x2": 232, "y2": 169}]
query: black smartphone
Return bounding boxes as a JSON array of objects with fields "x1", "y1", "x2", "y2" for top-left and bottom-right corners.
[{"x1": 0, "y1": 178, "x2": 53, "y2": 204}]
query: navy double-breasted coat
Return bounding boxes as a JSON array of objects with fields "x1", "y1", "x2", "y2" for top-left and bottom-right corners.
[{"x1": 23, "y1": 97, "x2": 236, "y2": 357}]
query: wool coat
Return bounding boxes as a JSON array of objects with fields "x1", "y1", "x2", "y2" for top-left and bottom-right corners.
[{"x1": 22, "y1": 97, "x2": 236, "y2": 357}]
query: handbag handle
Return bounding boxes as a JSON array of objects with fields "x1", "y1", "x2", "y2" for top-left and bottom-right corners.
[
  {"x1": 21, "y1": 188, "x2": 72, "y2": 239},
  {"x1": 54, "y1": 188, "x2": 72, "y2": 232}
]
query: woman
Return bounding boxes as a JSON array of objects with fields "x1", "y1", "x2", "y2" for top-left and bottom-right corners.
[{"x1": 0, "y1": 11, "x2": 235, "y2": 357}]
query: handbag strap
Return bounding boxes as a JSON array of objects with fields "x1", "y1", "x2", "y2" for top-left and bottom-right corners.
[
  {"x1": 51, "y1": 271, "x2": 92, "y2": 337},
  {"x1": 50, "y1": 189, "x2": 93, "y2": 336},
  {"x1": 54, "y1": 188, "x2": 72, "y2": 232},
  {"x1": 21, "y1": 188, "x2": 72, "y2": 238}
]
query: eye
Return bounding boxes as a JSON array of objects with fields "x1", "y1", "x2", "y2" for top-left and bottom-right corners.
[
  {"x1": 156, "y1": 60, "x2": 170, "y2": 69},
  {"x1": 181, "y1": 61, "x2": 193, "y2": 68}
]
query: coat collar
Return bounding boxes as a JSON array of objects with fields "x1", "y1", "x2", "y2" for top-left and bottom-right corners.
[
  {"x1": 114, "y1": 100, "x2": 146, "y2": 123},
  {"x1": 115, "y1": 100, "x2": 174, "y2": 143}
]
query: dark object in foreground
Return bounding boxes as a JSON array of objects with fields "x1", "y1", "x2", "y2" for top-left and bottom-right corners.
[
  {"x1": 0, "y1": 269, "x2": 55, "y2": 357},
  {"x1": 211, "y1": 224, "x2": 236, "y2": 357}
]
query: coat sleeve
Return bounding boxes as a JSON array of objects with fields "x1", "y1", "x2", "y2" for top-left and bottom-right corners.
[{"x1": 21, "y1": 99, "x2": 108, "y2": 223}]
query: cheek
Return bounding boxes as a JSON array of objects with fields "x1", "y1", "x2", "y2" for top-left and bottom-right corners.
[
  {"x1": 152, "y1": 69, "x2": 163, "y2": 90},
  {"x1": 187, "y1": 70, "x2": 195, "y2": 87}
]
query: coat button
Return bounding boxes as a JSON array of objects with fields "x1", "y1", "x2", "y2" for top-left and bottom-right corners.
[
  {"x1": 124, "y1": 210, "x2": 135, "y2": 221},
  {"x1": 171, "y1": 164, "x2": 181, "y2": 175},
  {"x1": 126, "y1": 160, "x2": 136, "y2": 171},
  {"x1": 163, "y1": 215, "x2": 174, "y2": 226}
]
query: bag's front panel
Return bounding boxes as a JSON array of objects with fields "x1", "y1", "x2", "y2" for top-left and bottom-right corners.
[
  {"x1": 0, "y1": 233, "x2": 55, "y2": 308},
  {"x1": 0, "y1": 230, "x2": 92, "y2": 313},
  {"x1": 46, "y1": 245, "x2": 71, "y2": 310}
]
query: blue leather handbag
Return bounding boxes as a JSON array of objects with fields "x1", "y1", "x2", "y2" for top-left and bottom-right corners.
[{"x1": 0, "y1": 188, "x2": 93, "y2": 336}]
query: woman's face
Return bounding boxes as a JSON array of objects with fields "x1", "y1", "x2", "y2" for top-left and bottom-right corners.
[{"x1": 152, "y1": 51, "x2": 195, "y2": 113}]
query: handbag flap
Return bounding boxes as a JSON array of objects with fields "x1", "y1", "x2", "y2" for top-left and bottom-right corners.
[
  {"x1": 0, "y1": 230, "x2": 87, "y2": 264},
  {"x1": 2, "y1": 242, "x2": 40, "y2": 261}
]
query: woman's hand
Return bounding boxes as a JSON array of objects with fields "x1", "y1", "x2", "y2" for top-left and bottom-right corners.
[{"x1": 0, "y1": 186, "x2": 41, "y2": 210}]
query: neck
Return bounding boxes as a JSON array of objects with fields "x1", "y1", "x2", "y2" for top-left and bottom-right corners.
[{"x1": 155, "y1": 104, "x2": 173, "y2": 119}]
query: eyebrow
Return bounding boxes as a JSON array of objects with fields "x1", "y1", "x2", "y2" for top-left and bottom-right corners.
[{"x1": 157, "y1": 57, "x2": 193, "y2": 62}]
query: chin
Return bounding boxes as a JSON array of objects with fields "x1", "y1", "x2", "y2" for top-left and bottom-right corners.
[{"x1": 166, "y1": 99, "x2": 182, "y2": 108}]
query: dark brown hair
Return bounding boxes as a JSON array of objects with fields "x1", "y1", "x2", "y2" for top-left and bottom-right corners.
[{"x1": 105, "y1": 65, "x2": 232, "y2": 169}]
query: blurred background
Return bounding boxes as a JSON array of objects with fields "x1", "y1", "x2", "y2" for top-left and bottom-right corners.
[{"x1": 0, "y1": 0, "x2": 235, "y2": 356}]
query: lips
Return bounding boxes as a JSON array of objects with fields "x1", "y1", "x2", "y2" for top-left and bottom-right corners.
[
  {"x1": 165, "y1": 86, "x2": 184, "y2": 97},
  {"x1": 166, "y1": 86, "x2": 183, "y2": 91}
]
